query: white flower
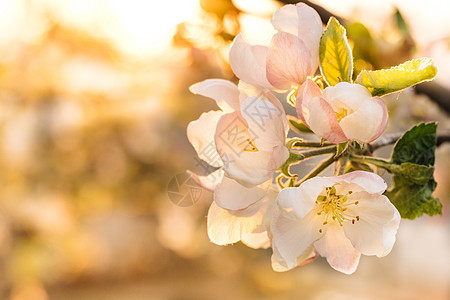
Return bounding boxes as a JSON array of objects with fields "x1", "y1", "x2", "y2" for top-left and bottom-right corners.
[
  {"x1": 271, "y1": 171, "x2": 401, "y2": 274},
  {"x1": 229, "y1": 3, "x2": 323, "y2": 90},
  {"x1": 187, "y1": 79, "x2": 289, "y2": 190},
  {"x1": 296, "y1": 80, "x2": 388, "y2": 144}
]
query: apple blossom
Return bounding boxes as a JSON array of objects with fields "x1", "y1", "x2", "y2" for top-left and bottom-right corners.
[
  {"x1": 229, "y1": 3, "x2": 323, "y2": 90},
  {"x1": 207, "y1": 179, "x2": 277, "y2": 249},
  {"x1": 187, "y1": 79, "x2": 289, "y2": 190},
  {"x1": 296, "y1": 79, "x2": 388, "y2": 144},
  {"x1": 271, "y1": 171, "x2": 400, "y2": 274}
]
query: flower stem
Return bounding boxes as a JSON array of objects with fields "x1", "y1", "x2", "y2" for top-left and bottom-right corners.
[
  {"x1": 337, "y1": 155, "x2": 349, "y2": 175},
  {"x1": 299, "y1": 145, "x2": 337, "y2": 158},
  {"x1": 296, "y1": 154, "x2": 336, "y2": 186},
  {"x1": 350, "y1": 154, "x2": 392, "y2": 169}
]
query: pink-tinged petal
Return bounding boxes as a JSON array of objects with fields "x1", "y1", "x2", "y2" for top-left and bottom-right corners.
[
  {"x1": 229, "y1": 34, "x2": 274, "y2": 89},
  {"x1": 238, "y1": 82, "x2": 290, "y2": 134},
  {"x1": 240, "y1": 97, "x2": 287, "y2": 151},
  {"x1": 271, "y1": 207, "x2": 323, "y2": 269},
  {"x1": 343, "y1": 193, "x2": 401, "y2": 257},
  {"x1": 323, "y1": 82, "x2": 372, "y2": 111},
  {"x1": 189, "y1": 79, "x2": 240, "y2": 113},
  {"x1": 271, "y1": 245, "x2": 317, "y2": 272},
  {"x1": 187, "y1": 169, "x2": 224, "y2": 192},
  {"x1": 277, "y1": 176, "x2": 337, "y2": 219},
  {"x1": 308, "y1": 96, "x2": 348, "y2": 143},
  {"x1": 337, "y1": 171, "x2": 387, "y2": 194},
  {"x1": 208, "y1": 189, "x2": 275, "y2": 247},
  {"x1": 268, "y1": 143, "x2": 290, "y2": 173},
  {"x1": 271, "y1": 3, "x2": 323, "y2": 63},
  {"x1": 187, "y1": 110, "x2": 224, "y2": 168},
  {"x1": 314, "y1": 223, "x2": 361, "y2": 274},
  {"x1": 295, "y1": 79, "x2": 323, "y2": 126},
  {"x1": 214, "y1": 176, "x2": 268, "y2": 210},
  {"x1": 339, "y1": 97, "x2": 388, "y2": 143},
  {"x1": 266, "y1": 32, "x2": 314, "y2": 90},
  {"x1": 214, "y1": 104, "x2": 288, "y2": 187}
]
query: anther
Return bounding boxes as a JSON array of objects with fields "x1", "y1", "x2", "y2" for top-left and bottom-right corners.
[
  {"x1": 319, "y1": 229, "x2": 322, "y2": 233},
  {"x1": 348, "y1": 191, "x2": 353, "y2": 194},
  {"x1": 354, "y1": 201, "x2": 359, "y2": 205},
  {"x1": 356, "y1": 216, "x2": 360, "y2": 221},
  {"x1": 352, "y1": 219, "x2": 355, "y2": 224},
  {"x1": 323, "y1": 221, "x2": 327, "y2": 225}
]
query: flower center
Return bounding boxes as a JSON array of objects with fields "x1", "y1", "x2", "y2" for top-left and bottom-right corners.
[
  {"x1": 335, "y1": 108, "x2": 349, "y2": 122},
  {"x1": 315, "y1": 186, "x2": 360, "y2": 233}
]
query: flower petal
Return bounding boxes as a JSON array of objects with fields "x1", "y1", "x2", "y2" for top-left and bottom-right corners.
[
  {"x1": 271, "y1": 207, "x2": 323, "y2": 269},
  {"x1": 189, "y1": 79, "x2": 240, "y2": 113},
  {"x1": 339, "y1": 97, "x2": 388, "y2": 143},
  {"x1": 271, "y1": 244, "x2": 317, "y2": 272},
  {"x1": 214, "y1": 101, "x2": 289, "y2": 187},
  {"x1": 295, "y1": 79, "x2": 322, "y2": 126},
  {"x1": 271, "y1": 3, "x2": 322, "y2": 62},
  {"x1": 229, "y1": 34, "x2": 274, "y2": 89},
  {"x1": 337, "y1": 171, "x2": 387, "y2": 194},
  {"x1": 214, "y1": 176, "x2": 268, "y2": 210},
  {"x1": 208, "y1": 190, "x2": 275, "y2": 248},
  {"x1": 187, "y1": 110, "x2": 224, "y2": 167},
  {"x1": 187, "y1": 169, "x2": 224, "y2": 192},
  {"x1": 266, "y1": 32, "x2": 313, "y2": 90},
  {"x1": 242, "y1": 231, "x2": 271, "y2": 249},
  {"x1": 308, "y1": 96, "x2": 348, "y2": 143},
  {"x1": 240, "y1": 97, "x2": 287, "y2": 151},
  {"x1": 277, "y1": 176, "x2": 337, "y2": 219},
  {"x1": 343, "y1": 193, "x2": 401, "y2": 257},
  {"x1": 314, "y1": 223, "x2": 361, "y2": 274},
  {"x1": 323, "y1": 82, "x2": 372, "y2": 112}
]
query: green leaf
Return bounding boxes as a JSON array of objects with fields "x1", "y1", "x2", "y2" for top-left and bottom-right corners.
[
  {"x1": 319, "y1": 17, "x2": 353, "y2": 86},
  {"x1": 387, "y1": 122, "x2": 441, "y2": 219},
  {"x1": 388, "y1": 162, "x2": 434, "y2": 185},
  {"x1": 385, "y1": 177, "x2": 441, "y2": 219},
  {"x1": 280, "y1": 152, "x2": 303, "y2": 177},
  {"x1": 287, "y1": 116, "x2": 313, "y2": 134},
  {"x1": 335, "y1": 142, "x2": 348, "y2": 158},
  {"x1": 391, "y1": 122, "x2": 437, "y2": 165},
  {"x1": 356, "y1": 58, "x2": 438, "y2": 96}
]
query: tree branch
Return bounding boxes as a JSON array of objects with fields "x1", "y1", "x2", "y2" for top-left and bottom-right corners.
[{"x1": 369, "y1": 132, "x2": 450, "y2": 152}]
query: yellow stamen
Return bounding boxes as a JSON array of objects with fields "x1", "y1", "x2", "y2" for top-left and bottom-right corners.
[
  {"x1": 243, "y1": 139, "x2": 259, "y2": 152},
  {"x1": 314, "y1": 186, "x2": 360, "y2": 228},
  {"x1": 335, "y1": 108, "x2": 348, "y2": 122}
]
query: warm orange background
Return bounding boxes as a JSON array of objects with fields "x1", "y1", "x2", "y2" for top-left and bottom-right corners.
[{"x1": 0, "y1": 1, "x2": 448, "y2": 299}]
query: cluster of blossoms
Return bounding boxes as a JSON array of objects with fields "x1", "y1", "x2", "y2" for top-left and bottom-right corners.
[{"x1": 186, "y1": 3, "x2": 409, "y2": 274}]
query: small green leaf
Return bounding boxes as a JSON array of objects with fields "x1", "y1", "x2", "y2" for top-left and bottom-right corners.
[
  {"x1": 280, "y1": 151, "x2": 304, "y2": 177},
  {"x1": 385, "y1": 177, "x2": 441, "y2": 219},
  {"x1": 287, "y1": 116, "x2": 313, "y2": 134},
  {"x1": 356, "y1": 58, "x2": 438, "y2": 96},
  {"x1": 319, "y1": 17, "x2": 353, "y2": 86},
  {"x1": 388, "y1": 162, "x2": 434, "y2": 185},
  {"x1": 387, "y1": 122, "x2": 441, "y2": 219},
  {"x1": 391, "y1": 122, "x2": 437, "y2": 165},
  {"x1": 335, "y1": 142, "x2": 348, "y2": 158}
]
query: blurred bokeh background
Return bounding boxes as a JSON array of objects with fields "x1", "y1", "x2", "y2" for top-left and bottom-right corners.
[{"x1": 0, "y1": 0, "x2": 448, "y2": 299}]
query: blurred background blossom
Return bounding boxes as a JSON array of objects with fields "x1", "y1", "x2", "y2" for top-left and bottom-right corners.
[{"x1": 0, "y1": 0, "x2": 447, "y2": 299}]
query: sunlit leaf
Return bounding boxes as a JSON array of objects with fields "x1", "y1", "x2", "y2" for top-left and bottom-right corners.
[
  {"x1": 356, "y1": 58, "x2": 437, "y2": 96},
  {"x1": 319, "y1": 17, "x2": 353, "y2": 86}
]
